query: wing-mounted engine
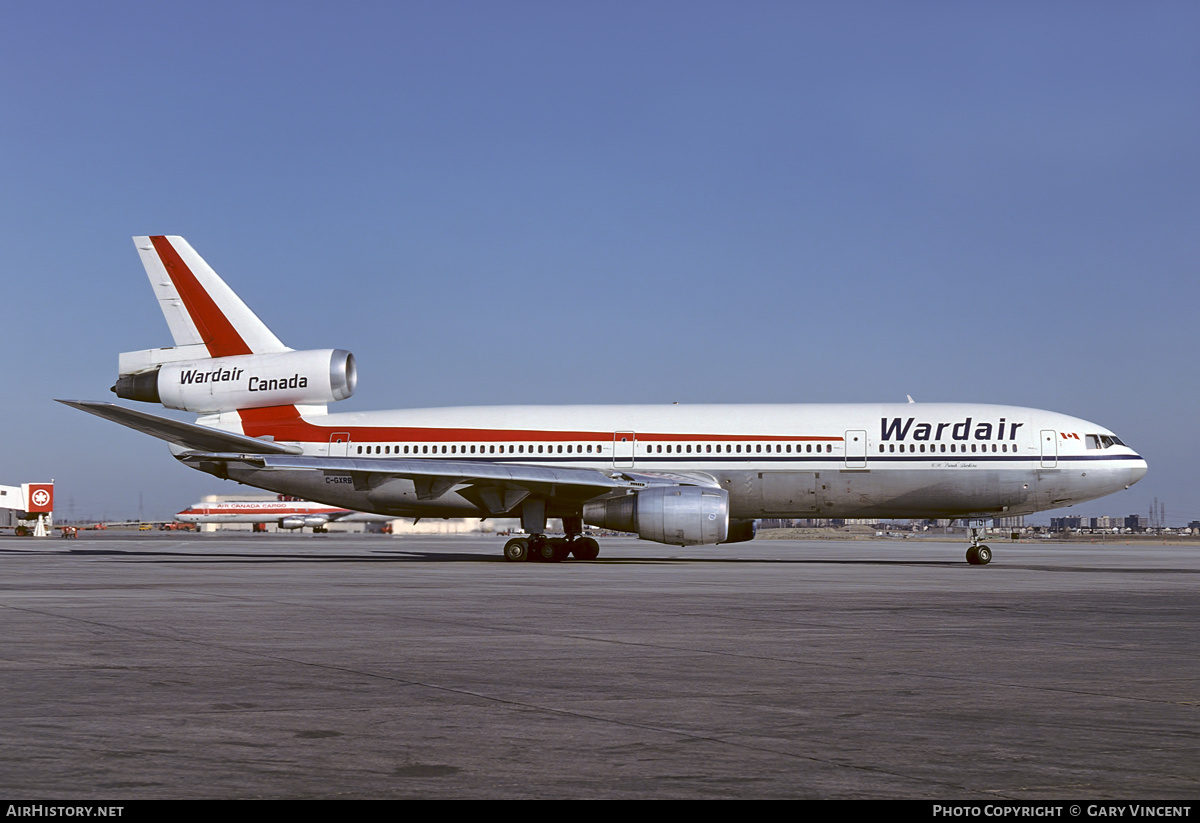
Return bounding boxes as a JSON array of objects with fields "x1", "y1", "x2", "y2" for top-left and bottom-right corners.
[
  {"x1": 582, "y1": 485, "x2": 730, "y2": 546},
  {"x1": 113, "y1": 348, "x2": 356, "y2": 414},
  {"x1": 280, "y1": 515, "x2": 330, "y2": 530},
  {"x1": 724, "y1": 519, "x2": 758, "y2": 544}
]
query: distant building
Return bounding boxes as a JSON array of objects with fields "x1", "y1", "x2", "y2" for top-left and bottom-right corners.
[
  {"x1": 1124, "y1": 514, "x2": 1147, "y2": 531},
  {"x1": 1051, "y1": 516, "x2": 1083, "y2": 531},
  {"x1": 992, "y1": 516, "x2": 1025, "y2": 530}
]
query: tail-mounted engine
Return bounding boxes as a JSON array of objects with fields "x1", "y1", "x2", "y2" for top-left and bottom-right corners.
[
  {"x1": 582, "y1": 485, "x2": 730, "y2": 546},
  {"x1": 113, "y1": 348, "x2": 356, "y2": 413}
]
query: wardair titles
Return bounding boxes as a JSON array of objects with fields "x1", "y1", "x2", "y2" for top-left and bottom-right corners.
[
  {"x1": 178, "y1": 367, "x2": 309, "y2": 392},
  {"x1": 882, "y1": 417, "x2": 1025, "y2": 442}
]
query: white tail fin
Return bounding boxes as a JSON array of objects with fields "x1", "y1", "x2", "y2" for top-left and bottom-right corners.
[
  {"x1": 115, "y1": 237, "x2": 355, "y2": 414},
  {"x1": 133, "y1": 236, "x2": 289, "y2": 357}
]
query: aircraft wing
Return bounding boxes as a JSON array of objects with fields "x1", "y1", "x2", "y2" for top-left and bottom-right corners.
[
  {"x1": 173, "y1": 452, "x2": 647, "y2": 513},
  {"x1": 59, "y1": 400, "x2": 720, "y2": 516},
  {"x1": 56, "y1": 400, "x2": 303, "y2": 455}
]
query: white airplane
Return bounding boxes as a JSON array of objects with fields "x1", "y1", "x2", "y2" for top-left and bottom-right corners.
[
  {"x1": 61, "y1": 236, "x2": 1147, "y2": 565},
  {"x1": 176, "y1": 498, "x2": 392, "y2": 531}
]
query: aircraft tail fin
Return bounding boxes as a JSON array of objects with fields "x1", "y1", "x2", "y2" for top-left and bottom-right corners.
[
  {"x1": 133, "y1": 236, "x2": 289, "y2": 357},
  {"x1": 110, "y1": 238, "x2": 356, "y2": 415}
]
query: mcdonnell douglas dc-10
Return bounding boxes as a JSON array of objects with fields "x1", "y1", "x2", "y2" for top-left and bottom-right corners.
[{"x1": 62, "y1": 237, "x2": 1147, "y2": 565}]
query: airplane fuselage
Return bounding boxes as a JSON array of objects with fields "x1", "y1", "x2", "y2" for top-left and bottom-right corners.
[
  {"x1": 176, "y1": 500, "x2": 352, "y2": 524},
  {"x1": 67, "y1": 236, "x2": 1148, "y2": 564},
  {"x1": 193, "y1": 401, "x2": 1146, "y2": 523}
]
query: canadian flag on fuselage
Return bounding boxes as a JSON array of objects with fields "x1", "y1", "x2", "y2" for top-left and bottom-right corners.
[{"x1": 113, "y1": 237, "x2": 357, "y2": 416}]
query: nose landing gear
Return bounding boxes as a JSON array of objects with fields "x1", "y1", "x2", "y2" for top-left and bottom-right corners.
[
  {"x1": 966, "y1": 544, "x2": 992, "y2": 565},
  {"x1": 966, "y1": 523, "x2": 992, "y2": 565}
]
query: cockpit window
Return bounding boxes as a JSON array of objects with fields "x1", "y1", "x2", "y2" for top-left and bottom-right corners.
[{"x1": 1087, "y1": 434, "x2": 1125, "y2": 449}]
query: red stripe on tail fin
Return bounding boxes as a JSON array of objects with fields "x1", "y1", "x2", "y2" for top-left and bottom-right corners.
[{"x1": 149, "y1": 236, "x2": 253, "y2": 357}]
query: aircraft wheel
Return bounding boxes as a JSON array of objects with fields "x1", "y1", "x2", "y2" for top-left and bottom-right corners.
[
  {"x1": 503, "y1": 538, "x2": 530, "y2": 562},
  {"x1": 572, "y1": 537, "x2": 600, "y2": 561},
  {"x1": 539, "y1": 539, "x2": 568, "y2": 563},
  {"x1": 966, "y1": 546, "x2": 979, "y2": 565},
  {"x1": 975, "y1": 545, "x2": 992, "y2": 565},
  {"x1": 527, "y1": 535, "x2": 547, "y2": 561}
]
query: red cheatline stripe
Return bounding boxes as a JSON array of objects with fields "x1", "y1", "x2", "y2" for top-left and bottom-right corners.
[
  {"x1": 235, "y1": 406, "x2": 842, "y2": 444},
  {"x1": 150, "y1": 236, "x2": 252, "y2": 357}
]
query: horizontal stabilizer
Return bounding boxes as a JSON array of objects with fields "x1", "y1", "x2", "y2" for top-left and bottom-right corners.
[{"x1": 56, "y1": 400, "x2": 303, "y2": 455}]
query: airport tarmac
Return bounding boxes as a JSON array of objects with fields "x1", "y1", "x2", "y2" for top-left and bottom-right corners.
[{"x1": 0, "y1": 533, "x2": 1196, "y2": 799}]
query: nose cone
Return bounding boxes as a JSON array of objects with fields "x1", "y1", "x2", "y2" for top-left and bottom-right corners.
[{"x1": 1129, "y1": 457, "x2": 1148, "y2": 487}]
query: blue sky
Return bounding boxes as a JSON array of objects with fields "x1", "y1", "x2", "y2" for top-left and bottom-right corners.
[{"x1": 2, "y1": 2, "x2": 1196, "y2": 524}]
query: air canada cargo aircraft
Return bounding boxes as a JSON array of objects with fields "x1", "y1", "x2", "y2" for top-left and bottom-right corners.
[
  {"x1": 176, "y1": 498, "x2": 392, "y2": 531},
  {"x1": 61, "y1": 237, "x2": 1147, "y2": 565}
]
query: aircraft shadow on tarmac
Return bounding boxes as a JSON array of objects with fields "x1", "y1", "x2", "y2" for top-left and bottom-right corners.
[
  {"x1": 2, "y1": 534, "x2": 1196, "y2": 573},
  {"x1": 0, "y1": 544, "x2": 966, "y2": 565},
  {"x1": 2, "y1": 545, "x2": 1194, "y2": 573}
]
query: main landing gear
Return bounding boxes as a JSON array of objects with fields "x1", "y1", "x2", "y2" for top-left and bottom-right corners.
[
  {"x1": 966, "y1": 524, "x2": 992, "y2": 566},
  {"x1": 502, "y1": 508, "x2": 600, "y2": 563},
  {"x1": 502, "y1": 534, "x2": 601, "y2": 563}
]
